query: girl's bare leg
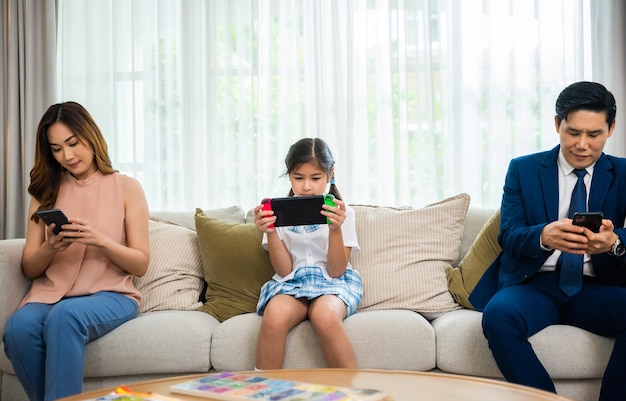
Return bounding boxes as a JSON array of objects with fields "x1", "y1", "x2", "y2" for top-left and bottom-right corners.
[
  {"x1": 308, "y1": 295, "x2": 359, "y2": 368},
  {"x1": 256, "y1": 295, "x2": 308, "y2": 369}
]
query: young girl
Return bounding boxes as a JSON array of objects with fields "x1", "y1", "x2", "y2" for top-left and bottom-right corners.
[
  {"x1": 3, "y1": 101, "x2": 150, "y2": 401},
  {"x1": 253, "y1": 137, "x2": 362, "y2": 369}
]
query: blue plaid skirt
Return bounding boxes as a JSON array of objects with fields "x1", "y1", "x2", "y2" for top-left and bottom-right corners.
[{"x1": 256, "y1": 266, "x2": 363, "y2": 317}]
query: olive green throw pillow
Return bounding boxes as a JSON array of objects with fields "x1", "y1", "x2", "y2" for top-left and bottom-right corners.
[
  {"x1": 194, "y1": 208, "x2": 275, "y2": 322},
  {"x1": 446, "y1": 208, "x2": 501, "y2": 309}
]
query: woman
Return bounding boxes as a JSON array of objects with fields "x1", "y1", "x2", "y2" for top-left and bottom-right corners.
[{"x1": 3, "y1": 101, "x2": 150, "y2": 401}]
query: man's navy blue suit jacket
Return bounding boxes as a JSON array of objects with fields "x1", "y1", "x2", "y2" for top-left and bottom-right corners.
[{"x1": 470, "y1": 145, "x2": 626, "y2": 311}]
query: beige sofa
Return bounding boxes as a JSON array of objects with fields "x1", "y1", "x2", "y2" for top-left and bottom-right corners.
[{"x1": 0, "y1": 196, "x2": 614, "y2": 401}]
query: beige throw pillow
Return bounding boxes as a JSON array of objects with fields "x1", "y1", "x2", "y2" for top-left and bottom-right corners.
[
  {"x1": 351, "y1": 193, "x2": 470, "y2": 319},
  {"x1": 446, "y1": 208, "x2": 501, "y2": 309},
  {"x1": 133, "y1": 219, "x2": 204, "y2": 313}
]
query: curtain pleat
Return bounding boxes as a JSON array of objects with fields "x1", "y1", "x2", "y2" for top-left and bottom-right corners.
[{"x1": 1, "y1": 0, "x2": 56, "y2": 239}]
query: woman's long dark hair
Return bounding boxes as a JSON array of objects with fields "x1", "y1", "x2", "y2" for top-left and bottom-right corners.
[{"x1": 29, "y1": 101, "x2": 116, "y2": 222}]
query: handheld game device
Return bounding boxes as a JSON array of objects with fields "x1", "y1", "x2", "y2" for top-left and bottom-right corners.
[
  {"x1": 37, "y1": 208, "x2": 71, "y2": 235},
  {"x1": 261, "y1": 194, "x2": 336, "y2": 227},
  {"x1": 323, "y1": 194, "x2": 337, "y2": 224}
]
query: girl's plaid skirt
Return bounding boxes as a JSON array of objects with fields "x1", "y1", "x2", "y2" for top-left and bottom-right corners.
[{"x1": 256, "y1": 266, "x2": 363, "y2": 317}]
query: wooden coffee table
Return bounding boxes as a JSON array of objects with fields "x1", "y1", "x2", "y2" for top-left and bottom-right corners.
[{"x1": 58, "y1": 369, "x2": 575, "y2": 401}]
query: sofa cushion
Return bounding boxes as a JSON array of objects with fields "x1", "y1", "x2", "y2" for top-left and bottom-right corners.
[
  {"x1": 446, "y1": 208, "x2": 501, "y2": 309},
  {"x1": 83, "y1": 310, "x2": 219, "y2": 376},
  {"x1": 350, "y1": 193, "x2": 470, "y2": 319},
  {"x1": 133, "y1": 219, "x2": 204, "y2": 313},
  {"x1": 432, "y1": 309, "x2": 613, "y2": 379},
  {"x1": 210, "y1": 310, "x2": 436, "y2": 372},
  {"x1": 194, "y1": 209, "x2": 275, "y2": 322}
]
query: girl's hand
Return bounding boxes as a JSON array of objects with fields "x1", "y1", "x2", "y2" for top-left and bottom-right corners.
[
  {"x1": 254, "y1": 203, "x2": 277, "y2": 233},
  {"x1": 323, "y1": 199, "x2": 346, "y2": 231}
]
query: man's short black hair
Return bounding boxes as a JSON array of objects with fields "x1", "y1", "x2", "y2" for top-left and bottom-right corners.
[{"x1": 555, "y1": 81, "x2": 616, "y2": 128}]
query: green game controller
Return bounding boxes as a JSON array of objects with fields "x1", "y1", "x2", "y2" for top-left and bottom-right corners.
[{"x1": 324, "y1": 194, "x2": 336, "y2": 224}]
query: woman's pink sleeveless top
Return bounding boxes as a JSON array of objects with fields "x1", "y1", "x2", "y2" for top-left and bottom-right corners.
[{"x1": 19, "y1": 171, "x2": 142, "y2": 308}]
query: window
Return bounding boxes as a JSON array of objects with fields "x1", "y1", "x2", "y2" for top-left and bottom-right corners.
[{"x1": 57, "y1": 0, "x2": 591, "y2": 211}]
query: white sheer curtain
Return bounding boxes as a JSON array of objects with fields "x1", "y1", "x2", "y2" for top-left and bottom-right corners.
[{"x1": 56, "y1": 0, "x2": 595, "y2": 212}]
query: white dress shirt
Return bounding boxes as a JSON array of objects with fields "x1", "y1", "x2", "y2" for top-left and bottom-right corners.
[{"x1": 539, "y1": 151, "x2": 595, "y2": 276}]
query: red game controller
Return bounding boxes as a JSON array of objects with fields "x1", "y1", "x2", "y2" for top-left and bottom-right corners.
[{"x1": 261, "y1": 198, "x2": 274, "y2": 228}]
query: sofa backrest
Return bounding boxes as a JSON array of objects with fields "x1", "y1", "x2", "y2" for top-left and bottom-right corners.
[
  {"x1": 151, "y1": 205, "x2": 497, "y2": 268},
  {"x1": 456, "y1": 207, "x2": 497, "y2": 266}
]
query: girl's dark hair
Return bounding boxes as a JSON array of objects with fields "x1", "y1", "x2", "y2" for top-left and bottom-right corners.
[
  {"x1": 555, "y1": 81, "x2": 616, "y2": 128},
  {"x1": 29, "y1": 101, "x2": 116, "y2": 222},
  {"x1": 284, "y1": 138, "x2": 342, "y2": 200}
]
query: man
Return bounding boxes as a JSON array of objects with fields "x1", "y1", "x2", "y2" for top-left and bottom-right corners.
[{"x1": 470, "y1": 81, "x2": 626, "y2": 401}]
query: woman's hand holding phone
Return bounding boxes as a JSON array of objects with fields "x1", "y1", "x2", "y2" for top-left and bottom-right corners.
[
  {"x1": 36, "y1": 209, "x2": 101, "y2": 248},
  {"x1": 37, "y1": 209, "x2": 71, "y2": 235}
]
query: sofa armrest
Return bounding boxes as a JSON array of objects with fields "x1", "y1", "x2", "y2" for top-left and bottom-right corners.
[{"x1": 0, "y1": 239, "x2": 30, "y2": 335}]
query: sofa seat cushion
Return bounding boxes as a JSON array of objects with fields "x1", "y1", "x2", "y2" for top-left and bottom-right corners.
[
  {"x1": 0, "y1": 311, "x2": 220, "y2": 378},
  {"x1": 432, "y1": 309, "x2": 614, "y2": 379},
  {"x1": 210, "y1": 310, "x2": 436, "y2": 372},
  {"x1": 83, "y1": 311, "x2": 219, "y2": 377}
]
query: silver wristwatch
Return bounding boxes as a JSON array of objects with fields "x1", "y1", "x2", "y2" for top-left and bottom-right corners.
[{"x1": 609, "y1": 236, "x2": 626, "y2": 257}]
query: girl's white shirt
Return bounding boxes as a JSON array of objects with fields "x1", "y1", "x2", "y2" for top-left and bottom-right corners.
[{"x1": 262, "y1": 204, "x2": 360, "y2": 282}]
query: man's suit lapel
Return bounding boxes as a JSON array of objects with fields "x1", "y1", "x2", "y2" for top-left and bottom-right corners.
[
  {"x1": 538, "y1": 147, "x2": 560, "y2": 223},
  {"x1": 536, "y1": 148, "x2": 612, "y2": 219},
  {"x1": 589, "y1": 154, "x2": 612, "y2": 212}
]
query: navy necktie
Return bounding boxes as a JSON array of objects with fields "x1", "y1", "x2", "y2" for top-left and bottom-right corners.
[{"x1": 559, "y1": 169, "x2": 587, "y2": 296}]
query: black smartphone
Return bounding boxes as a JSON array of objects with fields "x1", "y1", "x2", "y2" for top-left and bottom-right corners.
[
  {"x1": 262, "y1": 195, "x2": 334, "y2": 227},
  {"x1": 37, "y1": 208, "x2": 71, "y2": 235},
  {"x1": 572, "y1": 212, "x2": 603, "y2": 233}
]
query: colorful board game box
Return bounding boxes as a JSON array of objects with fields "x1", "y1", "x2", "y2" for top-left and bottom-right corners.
[
  {"x1": 83, "y1": 385, "x2": 185, "y2": 401},
  {"x1": 169, "y1": 371, "x2": 394, "y2": 401}
]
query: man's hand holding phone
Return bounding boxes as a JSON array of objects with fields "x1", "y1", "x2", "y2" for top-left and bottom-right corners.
[
  {"x1": 570, "y1": 212, "x2": 621, "y2": 255},
  {"x1": 572, "y1": 212, "x2": 603, "y2": 233},
  {"x1": 541, "y1": 212, "x2": 607, "y2": 255}
]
